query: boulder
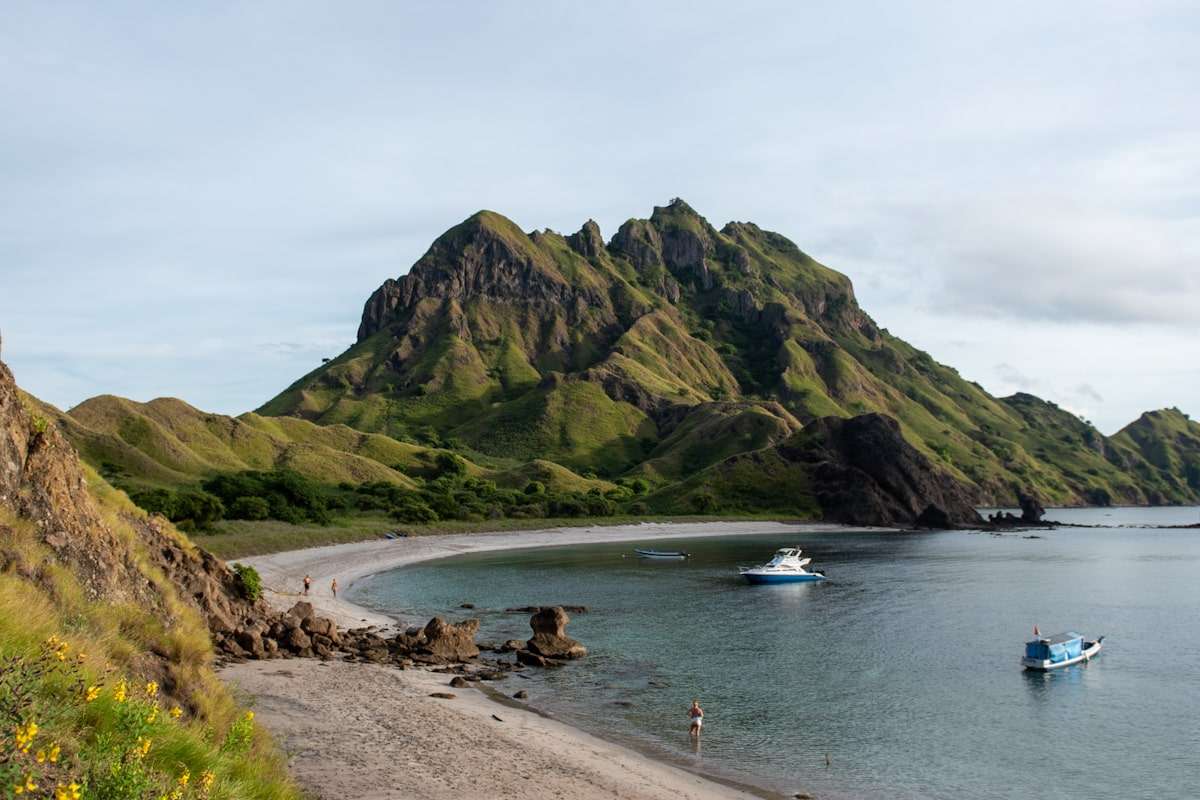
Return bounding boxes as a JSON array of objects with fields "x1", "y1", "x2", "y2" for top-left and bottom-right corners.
[
  {"x1": 500, "y1": 639, "x2": 525, "y2": 652},
  {"x1": 283, "y1": 627, "x2": 312, "y2": 653},
  {"x1": 419, "y1": 617, "x2": 480, "y2": 661},
  {"x1": 287, "y1": 601, "x2": 315, "y2": 621},
  {"x1": 234, "y1": 628, "x2": 266, "y2": 659},
  {"x1": 526, "y1": 607, "x2": 587, "y2": 660},
  {"x1": 1018, "y1": 492, "x2": 1045, "y2": 523},
  {"x1": 515, "y1": 650, "x2": 549, "y2": 668},
  {"x1": 302, "y1": 616, "x2": 337, "y2": 639}
]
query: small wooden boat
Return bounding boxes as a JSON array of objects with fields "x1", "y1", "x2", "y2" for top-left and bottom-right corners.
[
  {"x1": 1021, "y1": 631, "x2": 1104, "y2": 670},
  {"x1": 634, "y1": 548, "x2": 690, "y2": 560}
]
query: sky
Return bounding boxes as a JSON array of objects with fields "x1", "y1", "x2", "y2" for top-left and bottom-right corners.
[{"x1": 1, "y1": 1, "x2": 1197, "y2": 434}]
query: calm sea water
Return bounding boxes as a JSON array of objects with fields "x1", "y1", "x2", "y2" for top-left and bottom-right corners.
[{"x1": 351, "y1": 508, "x2": 1200, "y2": 799}]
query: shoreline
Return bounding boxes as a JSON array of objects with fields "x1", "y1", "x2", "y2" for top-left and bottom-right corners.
[
  {"x1": 228, "y1": 521, "x2": 867, "y2": 799},
  {"x1": 237, "y1": 520, "x2": 871, "y2": 630}
]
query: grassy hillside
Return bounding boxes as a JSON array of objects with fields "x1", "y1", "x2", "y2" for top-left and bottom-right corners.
[
  {"x1": 256, "y1": 199, "x2": 1199, "y2": 508},
  {"x1": 1, "y1": 361, "x2": 299, "y2": 800}
]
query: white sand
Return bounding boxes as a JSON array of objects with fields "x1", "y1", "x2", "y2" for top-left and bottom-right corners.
[
  {"x1": 225, "y1": 522, "x2": 843, "y2": 799},
  {"x1": 222, "y1": 659, "x2": 771, "y2": 800}
]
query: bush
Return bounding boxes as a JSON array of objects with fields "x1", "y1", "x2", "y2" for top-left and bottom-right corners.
[
  {"x1": 691, "y1": 492, "x2": 718, "y2": 514},
  {"x1": 388, "y1": 494, "x2": 439, "y2": 524},
  {"x1": 232, "y1": 563, "x2": 263, "y2": 601},
  {"x1": 523, "y1": 481, "x2": 546, "y2": 496},
  {"x1": 434, "y1": 453, "x2": 467, "y2": 478},
  {"x1": 628, "y1": 501, "x2": 650, "y2": 515},
  {"x1": 228, "y1": 496, "x2": 270, "y2": 520},
  {"x1": 172, "y1": 491, "x2": 225, "y2": 530}
]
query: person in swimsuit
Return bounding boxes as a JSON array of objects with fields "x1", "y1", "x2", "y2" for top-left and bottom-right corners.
[
  {"x1": 688, "y1": 699, "x2": 704, "y2": 736},
  {"x1": 331, "y1": 578, "x2": 338, "y2": 598},
  {"x1": 303, "y1": 574, "x2": 312, "y2": 596}
]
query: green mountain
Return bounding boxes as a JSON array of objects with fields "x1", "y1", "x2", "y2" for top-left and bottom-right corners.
[{"x1": 257, "y1": 199, "x2": 1200, "y2": 512}]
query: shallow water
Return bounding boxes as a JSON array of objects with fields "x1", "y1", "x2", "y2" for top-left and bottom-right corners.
[{"x1": 351, "y1": 508, "x2": 1200, "y2": 799}]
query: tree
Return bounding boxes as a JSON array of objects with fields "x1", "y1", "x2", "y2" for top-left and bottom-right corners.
[
  {"x1": 691, "y1": 492, "x2": 718, "y2": 514},
  {"x1": 229, "y1": 496, "x2": 270, "y2": 520}
]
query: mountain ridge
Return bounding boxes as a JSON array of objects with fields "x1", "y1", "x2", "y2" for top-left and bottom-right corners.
[{"x1": 256, "y1": 199, "x2": 1200, "y2": 511}]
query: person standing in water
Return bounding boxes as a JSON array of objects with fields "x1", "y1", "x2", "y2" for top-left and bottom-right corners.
[
  {"x1": 303, "y1": 574, "x2": 312, "y2": 596},
  {"x1": 688, "y1": 699, "x2": 704, "y2": 737},
  {"x1": 330, "y1": 578, "x2": 338, "y2": 598}
]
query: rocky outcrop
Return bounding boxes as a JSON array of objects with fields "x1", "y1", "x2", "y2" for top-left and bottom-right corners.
[
  {"x1": 782, "y1": 413, "x2": 983, "y2": 527},
  {"x1": 525, "y1": 606, "x2": 587, "y2": 660},
  {"x1": 419, "y1": 617, "x2": 481, "y2": 661},
  {"x1": 1018, "y1": 492, "x2": 1045, "y2": 523}
]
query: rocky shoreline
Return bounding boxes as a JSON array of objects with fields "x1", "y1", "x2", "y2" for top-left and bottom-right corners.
[{"x1": 218, "y1": 522, "x2": 831, "y2": 799}]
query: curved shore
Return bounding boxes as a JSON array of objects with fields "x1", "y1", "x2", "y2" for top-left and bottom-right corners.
[
  {"x1": 236, "y1": 520, "x2": 842, "y2": 630},
  {"x1": 223, "y1": 521, "x2": 849, "y2": 800}
]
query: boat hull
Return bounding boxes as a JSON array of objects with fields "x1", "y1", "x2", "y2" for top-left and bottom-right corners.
[
  {"x1": 1022, "y1": 639, "x2": 1103, "y2": 671},
  {"x1": 741, "y1": 572, "x2": 825, "y2": 584},
  {"x1": 635, "y1": 549, "x2": 688, "y2": 560}
]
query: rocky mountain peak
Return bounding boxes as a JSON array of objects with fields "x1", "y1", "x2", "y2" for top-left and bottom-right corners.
[{"x1": 566, "y1": 219, "x2": 605, "y2": 259}]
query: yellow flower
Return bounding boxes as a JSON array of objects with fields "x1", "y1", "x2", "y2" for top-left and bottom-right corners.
[
  {"x1": 199, "y1": 769, "x2": 216, "y2": 794},
  {"x1": 146, "y1": 707, "x2": 159, "y2": 724},
  {"x1": 113, "y1": 679, "x2": 128, "y2": 703},
  {"x1": 178, "y1": 767, "x2": 190, "y2": 787},
  {"x1": 13, "y1": 721, "x2": 38, "y2": 753},
  {"x1": 244, "y1": 711, "x2": 254, "y2": 722},
  {"x1": 135, "y1": 737, "x2": 152, "y2": 758},
  {"x1": 55, "y1": 783, "x2": 82, "y2": 800},
  {"x1": 48, "y1": 743, "x2": 61, "y2": 763},
  {"x1": 85, "y1": 685, "x2": 101, "y2": 703},
  {"x1": 36, "y1": 749, "x2": 46, "y2": 763},
  {"x1": 145, "y1": 681, "x2": 159, "y2": 697},
  {"x1": 169, "y1": 705, "x2": 183, "y2": 719}
]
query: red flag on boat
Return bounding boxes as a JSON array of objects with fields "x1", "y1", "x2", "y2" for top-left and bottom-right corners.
[{"x1": 1034, "y1": 625, "x2": 1040, "y2": 637}]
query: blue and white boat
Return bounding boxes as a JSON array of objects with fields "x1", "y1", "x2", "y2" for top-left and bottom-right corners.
[
  {"x1": 739, "y1": 547, "x2": 826, "y2": 584},
  {"x1": 1021, "y1": 630, "x2": 1104, "y2": 671}
]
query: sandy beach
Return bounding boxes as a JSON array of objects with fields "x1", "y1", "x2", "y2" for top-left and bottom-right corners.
[{"x1": 223, "y1": 522, "x2": 833, "y2": 799}]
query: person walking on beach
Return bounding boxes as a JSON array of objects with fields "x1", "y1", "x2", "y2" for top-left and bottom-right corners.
[
  {"x1": 330, "y1": 578, "x2": 338, "y2": 598},
  {"x1": 303, "y1": 574, "x2": 312, "y2": 596},
  {"x1": 688, "y1": 699, "x2": 704, "y2": 737}
]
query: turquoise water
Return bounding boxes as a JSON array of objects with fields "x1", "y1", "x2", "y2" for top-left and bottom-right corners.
[{"x1": 351, "y1": 509, "x2": 1200, "y2": 799}]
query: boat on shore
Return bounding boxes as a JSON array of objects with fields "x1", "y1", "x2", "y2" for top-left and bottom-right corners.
[
  {"x1": 1021, "y1": 630, "x2": 1104, "y2": 670},
  {"x1": 634, "y1": 548, "x2": 689, "y2": 560},
  {"x1": 739, "y1": 547, "x2": 825, "y2": 584}
]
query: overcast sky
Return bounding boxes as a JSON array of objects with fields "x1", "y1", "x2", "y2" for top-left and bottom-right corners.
[{"x1": 2, "y1": 1, "x2": 1197, "y2": 433}]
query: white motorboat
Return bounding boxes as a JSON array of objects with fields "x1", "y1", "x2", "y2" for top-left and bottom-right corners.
[{"x1": 739, "y1": 547, "x2": 826, "y2": 584}]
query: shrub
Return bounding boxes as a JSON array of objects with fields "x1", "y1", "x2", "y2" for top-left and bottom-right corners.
[
  {"x1": 523, "y1": 481, "x2": 546, "y2": 496},
  {"x1": 228, "y1": 496, "x2": 270, "y2": 520},
  {"x1": 434, "y1": 453, "x2": 467, "y2": 478},
  {"x1": 232, "y1": 563, "x2": 263, "y2": 601},
  {"x1": 691, "y1": 492, "x2": 718, "y2": 514}
]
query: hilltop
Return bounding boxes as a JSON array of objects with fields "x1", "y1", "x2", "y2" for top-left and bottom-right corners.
[{"x1": 254, "y1": 200, "x2": 1199, "y2": 512}]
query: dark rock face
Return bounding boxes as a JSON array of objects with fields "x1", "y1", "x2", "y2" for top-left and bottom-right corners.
[
  {"x1": 783, "y1": 414, "x2": 983, "y2": 527},
  {"x1": 1018, "y1": 492, "x2": 1045, "y2": 523},
  {"x1": 525, "y1": 606, "x2": 587, "y2": 660}
]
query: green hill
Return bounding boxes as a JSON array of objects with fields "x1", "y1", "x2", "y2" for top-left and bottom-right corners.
[{"x1": 257, "y1": 199, "x2": 1200, "y2": 510}]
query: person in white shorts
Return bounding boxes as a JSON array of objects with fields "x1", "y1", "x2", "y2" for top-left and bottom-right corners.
[{"x1": 688, "y1": 699, "x2": 704, "y2": 736}]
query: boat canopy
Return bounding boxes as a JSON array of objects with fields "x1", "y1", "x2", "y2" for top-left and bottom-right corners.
[{"x1": 1025, "y1": 631, "x2": 1083, "y2": 663}]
